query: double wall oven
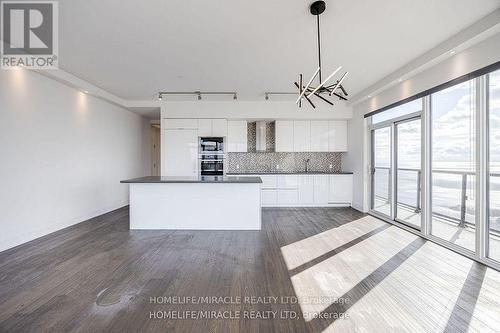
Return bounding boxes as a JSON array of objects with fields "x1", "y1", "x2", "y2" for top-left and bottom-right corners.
[{"x1": 199, "y1": 137, "x2": 224, "y2": 176}]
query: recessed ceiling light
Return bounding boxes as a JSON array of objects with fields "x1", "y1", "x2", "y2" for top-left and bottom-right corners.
[
  {"x1": 367, "y1": 95, "x2": 372, "y2": 98},
  {"x1": 84, "y1": 90, "x2": 89, "y2": 94},
  {"x1": 450, "y1": 50, "x2": 456, "y2": 55},
  {"x1": 398, "y1": 78, "x2": 403, "y2": 83}
]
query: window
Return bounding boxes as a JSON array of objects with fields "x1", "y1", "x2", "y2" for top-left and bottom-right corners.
[
  {"x1": 367, "y1": 63, "x2": 500, "y2": 268},
  {"x1": 489, "y1": 69, "x2": 500, "y2": 262},
  {"x1": 431, "y1": 80, "x2": 476, "y2": 252},
  {"x1": 372, "y1": 99, "x2": 422, "y2": 124}
]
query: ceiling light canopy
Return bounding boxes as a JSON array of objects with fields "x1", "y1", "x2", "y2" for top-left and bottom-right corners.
[{"x1": 295, "y1": 1, "x2": 349, "y2": 109}]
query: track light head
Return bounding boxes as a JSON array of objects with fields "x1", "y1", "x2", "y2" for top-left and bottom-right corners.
[
  {"x1": 158, "y1": 93, "x2": 162, "y2": 101},
  {"x1": 197, "y1": 94, "x2": 202, "y2": 100},
  {"x1": 265, "y1": 93, "x2": 269, "y2": 100},
  {"x1": 233, "y1": 93, "x2": 237, "y2": 100}
]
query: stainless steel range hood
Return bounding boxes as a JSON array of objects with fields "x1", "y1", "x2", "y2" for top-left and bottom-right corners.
[{"x1": 255, "y1": 121, "x2": 268, "y2": 151}]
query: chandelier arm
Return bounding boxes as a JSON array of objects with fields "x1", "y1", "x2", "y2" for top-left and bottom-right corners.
[
  {"x1": 328, "y1": 72, "x2": 349, "y2": 97},
  {"x1": 313, "y1": 92, "x2": 334, "y2": 106},
  {"x1": 331, "y1": 92, "x2": 348, "y2": 101},
  {"x1": 306, "y1": 66, "x2": 342, "y2": 98},
  {"x1": 295, "y1": 67, "x2": 320, "y2": 104},
  {"x1": 294, "y1": 82, "x2": 316, "y2": 108}
]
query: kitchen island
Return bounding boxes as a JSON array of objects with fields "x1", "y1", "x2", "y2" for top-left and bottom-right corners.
[{"x1": 121, "y1": 176, "x2": 262, "y2": 230}]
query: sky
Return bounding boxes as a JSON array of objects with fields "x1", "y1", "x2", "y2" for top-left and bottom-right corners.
[{"x1": 373, "y1": 69, "x2": 500, "y2": 171}]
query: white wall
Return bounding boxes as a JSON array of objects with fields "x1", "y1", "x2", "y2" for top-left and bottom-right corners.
[
  {"x1": 0, "y1": 68, "x2": 150, "y2": 252},
  {"x1": 343, "y1": 112, "x2": 369, "y2": 212},
  {"x1": 355, "y1": 32, "x2": 500, "y2": 115},
  {"x1": 349, "y1": 32, "x2": 500, "y2": 213},
  {"x1": 161, "y1": 100, "x2": 352, "y2": 120}
]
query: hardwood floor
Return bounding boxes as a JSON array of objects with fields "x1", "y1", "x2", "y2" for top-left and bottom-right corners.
[{"x1": 1, "y1": 207, "x2": 499, "y2": 332}]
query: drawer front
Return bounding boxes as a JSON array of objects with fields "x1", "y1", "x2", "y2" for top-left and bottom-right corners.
[
  {"x1": 258, "y1": 175, "x2": 278, "y2": 189},
  {"x1": 262, "y1": 190, "x2": 277, "y2": 206},
  {"x1": 277, "y1": 175, "x2": 299, "y2": 189},
  {"x1": 277, "y1": 189, "x2": 298, "y2": 205}
]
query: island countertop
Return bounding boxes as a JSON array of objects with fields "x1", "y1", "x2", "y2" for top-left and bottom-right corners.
[{"x1": 121, "y1": 176, "x2": 262, "y2": 184}]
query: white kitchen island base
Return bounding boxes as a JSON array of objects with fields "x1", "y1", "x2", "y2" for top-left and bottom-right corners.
[{"x1": 123, "y1": 177, "x2": 262, "y2": 230}]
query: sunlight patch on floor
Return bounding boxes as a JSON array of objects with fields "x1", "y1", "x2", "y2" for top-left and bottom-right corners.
[
  {"x1": 281, "y1": 216, "x2": 387, "y2": 271},
  {"x1": 289, "y1": 226, "x2": 419, "y2": 317}
]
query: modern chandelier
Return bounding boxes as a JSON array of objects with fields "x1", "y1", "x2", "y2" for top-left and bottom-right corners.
[{"x1": 295, "y1": 1, "x2": 349, "y2": 108}]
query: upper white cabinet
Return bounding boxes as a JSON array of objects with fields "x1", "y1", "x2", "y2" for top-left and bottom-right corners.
[
  {"x1": 227, "y1": 121, "x2": 247, "y2": 152},
  {"x1": 275, "y1": 120, "x2": 347, "y2": 152},
  {"x1": 310, "y1": 121, "x2": 329, "y2": 152},
  {"x1": 328, "y1": 174, "x2": 353, "y2": 204},
  {"x1": 162, "y1": 119, "x2": 198, "y2": 130},
  {"x1": 198, "y1": 119, "x2": 212, "y2": 136},
  {"x1": 197, "y1": 119, "x2": 227, "y2": 137},
  {"x1": 293, "y1": 121, "x2": 311, "y2": 152},
  {"x1": 328, "y1": 120, "x2": 348, "y2": 152},
  {"x1": 275, "y1": 121, "x2": 294, "y2": 152},
  {"x1": 212, "y1": 119, "x2": 228, "y2": 137}
]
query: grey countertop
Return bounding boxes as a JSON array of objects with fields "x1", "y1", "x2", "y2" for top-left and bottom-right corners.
[
  {"x1": 121, "y1": 176, "x2": 262, "y2": 184},
  {"x1": 226, "y1": 171, "x2": 353, "y2": 175}
]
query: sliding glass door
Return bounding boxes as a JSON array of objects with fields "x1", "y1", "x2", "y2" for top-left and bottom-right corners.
[
  {"x1": 489, "y1": 69, "x2": 500, "y2": 262},
  {"x1": 372, "y1": 127, "x2": 392, "y2": 217},
  {"x1": 395, "y1": 118, "x2": 421, "y2": 229},
  {"x1": 368, "y1": 64, "x2": 500, "y2": 269},
  {"x1": 431, "y1": 79, "x2": 476, "y2": 252}
]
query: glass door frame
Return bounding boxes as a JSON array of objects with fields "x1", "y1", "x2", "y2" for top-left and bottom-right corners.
[
  {"x1": 370, "y1": 125, "x2": 393, "y2": 219},
  {"x1": 369, "y1": 110, "x2": 423, "y2": 230},
  {"x1": 393, "y1": 116, "x2": 422, "y2": 230}
]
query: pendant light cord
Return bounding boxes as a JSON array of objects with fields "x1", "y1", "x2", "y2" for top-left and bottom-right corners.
[{"x1": 316, "y1": 14, "x2": 322, "y2": 83}]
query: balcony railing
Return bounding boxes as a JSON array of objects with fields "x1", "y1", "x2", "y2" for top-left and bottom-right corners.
[{"x1": 372, "y1": 166, "x2": 500, "y2": 233}]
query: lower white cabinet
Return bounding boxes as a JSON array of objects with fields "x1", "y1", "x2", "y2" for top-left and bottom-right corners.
[
  {"x1": 277, "y1": 189, "x2": 298, "y2": 205},
  {"x1": 313, "y1": 175, "x2": 329, "y2": 205},
  {"x1": 262, "y1": 190, "x2": 278, "y2": 206},
  {"x1": 329, "y1": 174, "x2": 353, "y2": 204},
  {"x1": 239, "y1": 173, "x2": 352, "y2": 207},
  {"x1": 299, "y1": 175, "x2": 314, "y2": 204}
]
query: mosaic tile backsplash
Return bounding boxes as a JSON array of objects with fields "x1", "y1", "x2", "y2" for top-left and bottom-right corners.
[{"x1": 226, "y1": 152, "x2": 343, "y2": 173}]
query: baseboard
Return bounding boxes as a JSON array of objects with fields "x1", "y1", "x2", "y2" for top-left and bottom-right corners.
[{"x1": 0, "y1": 200, "x2": 129, "y2": 253}]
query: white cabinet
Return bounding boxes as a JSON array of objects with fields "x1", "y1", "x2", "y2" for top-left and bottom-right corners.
[
  {"x1": 197, "y1": 119, "x2": 227, "y2": 137},
  {"x1": 161, "y1": 129, "x2": 199, "y2": 176},
  {"x1": 298, "y1": 175, "x2": 314, "y2": 204},
  {"x1": 329, "y1": 175, "x2": 353, "y2": 204},
  {"x1": 310, "y1": 121, "x2": 329, "y2": 152},
  {"x1": 262, "y1": 190, "x2": 277, "y2": 206},
  {"x1": 313, "y1": 175, "x2": 329, "y2": 205},
  {"x1": 237, "y1": 173, "x2": 351, "y2": 207},
  {"x1": 260, "y1": 175, "x2": 278, "y2": 189},
  {"x1": 227, "y1": 121, "x2": 248, "y2": 152},
  {"x1": 277, "y1": 189, "x2": 298, "y2": 205},
  {"x1": 275, "y1": 121, "x2": 294, "y2": 152},
  {"x1": 328, "y1": 120, "x2": 348, "y2": 152},
  {"x1": 162, "y1": 119, "x2": 198, "y2": 130},
  {"x1": 198, "y1": 119, "x2": 212, "y2": 136},
  {"x1": 212, "y1": 119, "x2": 228, "y2": 137},
  {"x1": 293, "y1": 121, "x2": 311, "y2": 152},
  {"x1": 277, "y1": 175, "x2": 298, "y2": 189}
]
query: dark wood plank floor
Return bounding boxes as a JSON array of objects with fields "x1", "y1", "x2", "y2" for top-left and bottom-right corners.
[{"x1": 1, "y1": 207, "x2": 499, "y2": 333}]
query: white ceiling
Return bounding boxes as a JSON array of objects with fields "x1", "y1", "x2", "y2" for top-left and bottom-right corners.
[{"x1": 59, "y1": 0, "x2": 500, "y2": 100}]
